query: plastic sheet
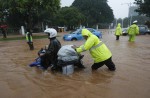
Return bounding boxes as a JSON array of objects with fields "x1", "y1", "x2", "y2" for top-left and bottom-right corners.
[{"x1": 57, "y1": 45, "x2": 79, "y2": 65}]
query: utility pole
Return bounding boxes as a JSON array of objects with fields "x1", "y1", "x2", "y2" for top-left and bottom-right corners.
[
  {"x1": 122, "y1": 19, "x2": 124, "y2": 28},
  {"x1": 121, "y1": 2, "x2": 133, "y2": 27}
]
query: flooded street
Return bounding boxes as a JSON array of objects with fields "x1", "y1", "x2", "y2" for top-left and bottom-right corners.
[{"x1": 0, "y1": 31, "x2": 150, "y2": 98}]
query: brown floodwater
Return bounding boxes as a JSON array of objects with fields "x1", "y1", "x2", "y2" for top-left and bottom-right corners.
[{"x1": 0, "y1": 31, "x2": 150, "y2": 98}]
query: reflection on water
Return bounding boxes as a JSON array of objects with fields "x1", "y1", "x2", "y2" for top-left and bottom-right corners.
[
  {"x1": 88, "y1": 70, "x2": 115, "y2": 84},
  {"x1": 127, "y1": 41, "x2": 137, "y2": 48}
]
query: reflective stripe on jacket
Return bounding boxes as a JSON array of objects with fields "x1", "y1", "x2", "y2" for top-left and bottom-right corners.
[{"x1": 76, "y1": 29, "x2": 112, "y2": 63}]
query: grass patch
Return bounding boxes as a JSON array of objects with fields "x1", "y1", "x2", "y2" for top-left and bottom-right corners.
[{"x1": 0, "y1": 35, "x2": 48, "y2": 41}]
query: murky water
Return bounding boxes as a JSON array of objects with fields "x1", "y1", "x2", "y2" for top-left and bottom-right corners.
[{"x1": 0, "y1": 32, "x2": 150, "y2": 98}]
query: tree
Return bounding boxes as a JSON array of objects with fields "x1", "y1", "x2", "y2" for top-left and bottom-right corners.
[
  {"x1": 72, "y1": 0, "x2": 114, "y2": 27},
  {"x1": 0, "y1": 0, "x2": 60, "y2": 32},
  {"x1": 134, "y1": 0, "x2": 150, "y2": 17},
  {"x1": 53, "y1": 7, "x2": 85, "y2": 30}
]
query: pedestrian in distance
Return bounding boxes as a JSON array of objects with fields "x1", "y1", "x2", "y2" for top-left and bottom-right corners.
[
  {"x1": 127, "y1": 20, "x2": 139, "y2": 42},
  {"x1": 26, "y1": 29, "x2": 34, "y2": 50},
  {"x1": 1, "y1": 28, "x2": 7, "y2": 38},
  {"x1": 0, "y1": 24, "x2": 8, "y2": 38},
  {"x1": 115, "y1": 23, "x2": 122, "y2": 40},
  {"x1": 72, "y1": 29, "x2": 116, "y2": 71}
]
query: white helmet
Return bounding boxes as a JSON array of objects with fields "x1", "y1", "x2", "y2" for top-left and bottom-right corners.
[
  {"x1": 44, "y1": 28, "x2": 57, "y2": 38},
  {"x1": 133, "y1": 20, "x2": 137, "y2": 24}
]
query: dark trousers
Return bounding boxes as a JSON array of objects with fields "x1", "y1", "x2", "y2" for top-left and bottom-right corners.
[
  {"x1": 27, "y1": 42, "x2": 34, "y2": 50},
  {"x1": 41, "y1": 53, "x2": 51, "y2": 70},
  {"x1": 92, "y1": 57, "x2": 116, "y2": 71},
  {"x1": 2, "y1": 31, "x2": 7, "y2": 38},
  {"x1": 116, "y1": 35, "x2": 119, "y2": 40},
  {"x1": 41, "y1": 53, "x2": 60, "y2": 71}
]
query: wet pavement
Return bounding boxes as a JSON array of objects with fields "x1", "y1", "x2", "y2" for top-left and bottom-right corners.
[{"x1": 0, "y1": 30, "x2": 150, "y2": 98}]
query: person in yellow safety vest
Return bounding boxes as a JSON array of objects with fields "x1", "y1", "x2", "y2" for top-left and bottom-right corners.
[
  {"x1": 127, "y1": 20, "x2": 139, "y2": 42},
  {"x1": 115, "y1": 23, "x2": 122, "y2": 40},
  {"x1": 26, "y1": 29, "x2": 34, "y2": 50},
  {"x1": 72, "y1": 29, "x2": 116, "y2": 71}
]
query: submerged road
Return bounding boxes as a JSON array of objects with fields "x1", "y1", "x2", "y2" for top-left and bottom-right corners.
[{"x1": 0, "y1": 30, "x2": 150, "y2": 98}]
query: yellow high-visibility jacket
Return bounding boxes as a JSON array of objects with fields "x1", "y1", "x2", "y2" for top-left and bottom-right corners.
[
  {"x1": 127, "y1": 24, "x2": 139, "y2": 35},
  {"x1": 115, "y1": 23, "x2": 122, "y2": 36},
  {"x1": 76, "y1": 29, "x2": 112, "y2": 63}
]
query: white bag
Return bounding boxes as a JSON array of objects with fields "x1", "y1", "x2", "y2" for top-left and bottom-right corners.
[{"x1": 57, "y1": 45, "x2": 79, "y2": 62}]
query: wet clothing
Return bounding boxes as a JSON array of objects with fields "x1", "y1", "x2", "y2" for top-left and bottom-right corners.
[
  {"x1": 26, "y1": 32, "x2": 34, "y2": 50},
  {"x1": 92, "y1": 57, "x2": 116, "y2": 71},
  {"x1": 127, "y1": 24, "x2": 139, "y2": 42},
  {"x1": 115, "y1": 23, "x2": 122, "y2": 40},
  {"x1": 41, "y1": 37, "x2": 61, "y2": 70},
  {"x1": 29, "y1": 57, "x2": 43, "y2": 69},
  {"x1": 75, "y1": 29, "x2": 116, "y2": 70}
]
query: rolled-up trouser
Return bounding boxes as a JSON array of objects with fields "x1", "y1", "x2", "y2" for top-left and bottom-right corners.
[{"x1": 92, "y1": 57, "x2": 116, "y2": 71}]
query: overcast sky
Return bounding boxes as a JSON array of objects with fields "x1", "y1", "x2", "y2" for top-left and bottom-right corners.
[{"x1": 61, "y1": 0, "x2": 136, "y2": 19}]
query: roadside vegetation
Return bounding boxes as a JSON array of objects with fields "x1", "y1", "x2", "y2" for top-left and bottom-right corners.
[
  {"x1": 0, "y1": 0, "x2": 149, "y2": 34},
  {"x1": 0, "y1": 35, "x2": 47, "y2": 41}
]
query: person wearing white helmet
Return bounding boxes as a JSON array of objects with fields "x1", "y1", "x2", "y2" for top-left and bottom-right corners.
[
  {"x1": 127, "y1": 20, "x2": 139, "y2": 42},
  {"x1": 40, "y1": 28, "x2": 61, "y2": 70},
  {"x1": 44, "y1": 28, "x2": 58, "y2": 38}
]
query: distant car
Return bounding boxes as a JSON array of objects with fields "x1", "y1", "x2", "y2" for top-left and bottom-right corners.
[
  {"x1": 138, "y1": 25, "x2": 150, "y2": 35},
  {"x1": 122, "y1": 25, "x2": 150, "y2": 36},
  {"x1": 63, "y1": 28, "x2": 102, "y2": 41},
  {"x1": 122, "y1": 28, "x2": 128, "y2": 36}
]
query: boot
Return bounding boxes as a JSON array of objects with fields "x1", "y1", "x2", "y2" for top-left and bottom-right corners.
[{"x1": 29, "y1": 42, "x2": 34, "y2": 50}]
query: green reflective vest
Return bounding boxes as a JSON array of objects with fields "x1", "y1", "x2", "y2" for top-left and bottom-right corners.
[{"x1": 26, "y1": 32, "x2": 33, "y2": 42}]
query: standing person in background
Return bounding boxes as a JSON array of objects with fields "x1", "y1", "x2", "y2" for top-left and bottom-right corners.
[
  {"x1": 115, "y1": 23, "x2": 122, "y2": 40},
  {"x1": 127, "y1": 20, "x2": 139, "y2": 42},
  {"x1": 1, "y1": 28, "x2": 7, "y2": 38},
  {"x1": 26, "y1": 29, "x2": 34, "y2": 50},
  {"x1": 0, "y1": 24, "x2": 8, "y2": 38}
]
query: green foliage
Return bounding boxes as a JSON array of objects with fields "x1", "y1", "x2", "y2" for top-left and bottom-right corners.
[
  {"x1": 0, "y1": 0, "x2": 116, "y2": 30},
  {"x1": 53, "y1": 7, "x2": 85, "y2": 29},
  {"x1": 0, "y1": 0, "x2": 60, "y2": 29},
  {"x1": 0, "y1": 35, "x2": 48, "y2": 41},
  {"x1": 134, "y1": 0, "x2": 150, "y2": 17},
  {"x1": 72, "y1": 0, "x2": 114, "y2": 26}
]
